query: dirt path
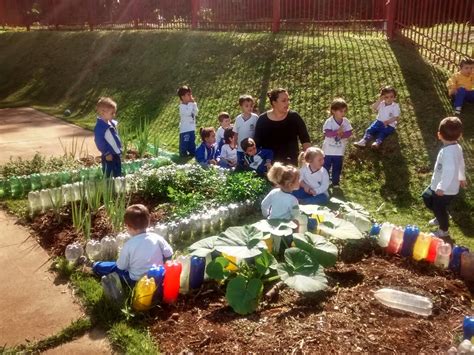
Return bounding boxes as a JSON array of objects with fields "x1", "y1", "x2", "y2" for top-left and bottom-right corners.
[{"x1": 0, "y1": 107, "x2": 97, "y2": 164}]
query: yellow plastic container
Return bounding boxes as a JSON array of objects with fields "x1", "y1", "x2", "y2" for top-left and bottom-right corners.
[
  {"x1": 263, "y1": 234, "x2": 273, "y2": 253},
  {"x1": 222, "y1": 252, "x2": 238, "y2": 271},
  {"x1": 412, "y1": 232, "x2": 432, "y2": 261},
  {"x1": 132, "y1": 276, "x2": 157, "y2": 311},
  {"x1": 310, "y1": 214, "x2": 325, "y2": 233}
]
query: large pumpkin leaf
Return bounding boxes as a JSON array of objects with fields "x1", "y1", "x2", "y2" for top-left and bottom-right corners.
[
  {"x1": 252, "y1": 219, "x2": 297, "y2": 237},
  {"x1": 215, "y1": 225, "x2": 267, "y2": 259},
  {"x1": 188, "y1": 235, "x2": 219, "y2": 257},
  {"x1": 254, "y1": 249, "x2": 277, "y2": 277},
  {"x1": 281, "y1": 271, "x2": 329, "y2": 293},
  {"x1": 329, "y1": 198, "x2": 373, "y2": 233},
  {"x1": 282, "y1": 247, "x2": 319, "y2": 276},
  {"x1": 298, "y1": 204, "x2": 333, "y2": 217},
  {"x1": 293, "y1": 232, "x2": 338, "y2": 267},
  {"x1": 226, "y1": 276, "x2": 263, "y2": 315},
  {"x1": 206, "y1": 257, "x2": 230, "y2": 280},
  {"x1": 318, "y1": 216, "x2": 363, "y2": 240}
]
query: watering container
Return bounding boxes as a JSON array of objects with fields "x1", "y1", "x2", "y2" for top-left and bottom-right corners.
[
  {"x1": 400, "y1": 225, "x2": 419, "y2": 257},
  {"x1": 147, "y1": 265, "x2": 166, "y2": 301},
  {"x1": 374, "y1": 288, "x2": 432, "y2": 316},
  {"x1": 189, "y1": 256, "x2": 206, "y2": 289},
  {"x1": 101, "y1": 272, "x2": 124, "y2": 304},
  {"x1": 132, "y1": 276, "x2": 157, "y2": 311},
  {"x1": 426, "y1": 237, "x2": 442, "y2": 263},
  {"x1": 464, "y1": 316, "x2": 474, "y2": 342},
  {"x1": 412, "y1": 232, "x2": 432, "y2": 261},
  {"x1": 178, "y1": 255, "x2": 191, "y2": 294},
  {"x1": 460, "y1": 252, "x2": 474, "y2": 281},
  {"x1": 386, "y1": 227, "x2": 404, "y2": 254},
  {"x1": 370, "y1": 223, "x2": 381, "y2": 236},
  {"x1": 434, "y1": 242, "x2": 452, "y2": 269},
  {"x1": 378, "y1": 222, "x2": 394, "y2": 248},
  {"x1": 449, "y1": 246, "x2": 469, "y2": 274},
  {"x1": 85, "y1": 239, "x2": 102, "y2": 261},
  {"x1": 65, "y1": 242, "x2": 84, "y2": 263},
  {"x1": 163, "y1": 260, "x2": 182, "y2": 303}
]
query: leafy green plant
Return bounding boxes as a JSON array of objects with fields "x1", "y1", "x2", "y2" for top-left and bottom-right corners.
[
  {"x1": 59, "y1": 136, "x2": 87, "y2": 160},
  {"x1": 48, "y1": 188, "x2": 64, "y2": 223},
  {"x1": 216, "y1": 171, "x2": 270, "y2": 204},
  {"x1": 135, "y1": 119, "x2": 151, "y2": 158},
  {"x1": 167, "y1": 186, "x2": 205, "y2": 218},
  {"x1": 103, "y1": 181, "x2": 129, "y2": 233},
  {"x1": 71, "y1": 199, "x2": 85, "y2": 234}
]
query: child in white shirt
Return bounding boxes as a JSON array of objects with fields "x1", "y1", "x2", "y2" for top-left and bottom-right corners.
[
  {"x1": 234, "y1": 95, "x2": 259, "y2": 168},
  {"x1": 219, "y1": 128, "x2": 237, "y2": 168},
  {"x1": 261, "y1": 163, "x2": 300, "y2": 220},
  {"x1": 354, "y1": 86, "x2": 400, "y2": 149},
  {"x1": 322, "y1": 98, "x2": 353, "y2": 187},
  {"x1": 216, "y1": 112, "x2": 231, "y2": 150},
  {"x1": 422, "y1": 117, "x2": 466, "y2": 238},
  {"x1": 293, "y1": 147, "x2": 330, "y2": 205},
  {"x1": 177, "y1": 86, "x2": 199, "y2": 157}
]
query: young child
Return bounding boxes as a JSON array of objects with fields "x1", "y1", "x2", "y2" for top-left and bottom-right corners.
[
  {"x1": 233, "y1": 95, "x2": 259, "y2": 167},
  {"x1": 261, "y1": 163, "x2": 300, "y2": 220},
  {"x1": 216, "y1": 112, "x2": 231, "y2": 150},
  {"x1": 92, "y1": 204, "x2": 173, "y2": 285},
  {"x1": 177, "y1": 85, "x2": 198, "y2": 157},
  {"x1": 322, "y1": 98, "x2": 353, "y2": 187},
  {"x1": 241, "y1": 138, "x2": 273, "y2": 175},
  {"x1": 94, "y1": 97, "x2": 122, "y2": 178},
  {"x1": 354, "y1": 86, "x2": 401, "y2": 149},
  {"x1": 422, "y1": 117, "x2": 466, "y2": 238},
  {"x1": 219, "y1": 128, "x2": 237, "y2": 168},
  {"x1": 293, "y1": 147, "x2": 330, "y2": 205},
  {"x1": 195, "y1": 127, "x2": 220, "y2": 167},
  {"x1": 447, "y1": 58, "x2": 474, "y2": 115}
]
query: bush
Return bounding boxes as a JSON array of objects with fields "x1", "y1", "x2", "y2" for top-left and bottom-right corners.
[
  {"x1": 216, "y1": 171, "x2": 271, "y2": 204},
  {"x1": 0, "y1": 153, "x2": 81, "y2": 178}
]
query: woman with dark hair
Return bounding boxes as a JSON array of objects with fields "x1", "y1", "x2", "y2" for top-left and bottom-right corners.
[{"x1": 254, "y1": 88, "x2": 311, "y2": 166}]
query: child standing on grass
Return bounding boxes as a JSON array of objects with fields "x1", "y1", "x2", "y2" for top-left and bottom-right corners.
[
  {"x1": 241, "y1": 138, "x2": 273, "y2": 175},
  {"x1": 354, "y1": 86, "x2": 401, "y2": 149},
  {"x1": 293, "y1": 147, "x2": 330, "y2": 205},
  {"x1": 234, "y1": 95, "x2": 259, "y2": 167},
  {"x1": 177, "y1": 85, "x2": 198, "y2": 157},
  {"x1": 219, "y1": 128, "x2": 237, "y2": 168},
  {"x1": 195, "y1": 127, "x2": 220, "y2": 167},
  {"x1": 94, "y1": 97, "x2": 122, "y2": 178},
  {"x1": 261, "y1": 163, "x2": 300, "y2": 220},
  {"x1": 322, "y1": 98, "x2": 353, "y2": 187},
  {"x1": 422, "y1": 117, "x2": 466, "y2": 238},
  {"x1": 92, "y1": 204, "x2": 173, "y2": 285},
  {"x1": 447, "y1": 58, "x2": 474, "y2": 115},
  {"x1": 216, "y1": 112, "x2": 232, "y2": 150}
]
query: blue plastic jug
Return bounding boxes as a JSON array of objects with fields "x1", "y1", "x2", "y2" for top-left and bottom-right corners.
[
  {"x1": 189, "y1": 256, "x2": 206, "y2": 289},
  {"x1": 370, "y1": 223, "x2": 381, "y2": 236},
  {"x1": 449, "y1": 246, "x2": 469, "y2": 274},
  {"x1": 147, "y1": 265, "x2": 166, "y2": 301},
  {"x1": 464, "y1": 316, "x2": 474, "y2": 341},
  {"x1": 399, "y1": 225, "x2": 419, "y2": 257}
]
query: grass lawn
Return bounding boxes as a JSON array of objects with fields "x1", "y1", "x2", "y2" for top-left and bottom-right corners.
[{"x1": 0, "y1": 30, "x2": 472, "y2": 248}]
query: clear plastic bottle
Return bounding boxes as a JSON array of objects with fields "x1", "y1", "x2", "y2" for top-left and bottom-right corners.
[
  {"x1": 386, "y1": 226, "x2": 404, "y2": 254},
  {"x1": 457, "y1": 339, "x2": 473, "y2": 354},
  {"x1": 65, "y1": 242, "x2": 84, "y2": 263},
  {"x1": 374, "y1": 288, "x2": 432, "y2": 316},
  {"x1": 100, "y1": 236, "x2": 118, "y2": 261},
  {"x1": 40, "y1": 189, "x2": 52, "y2": 211},
  {"x1": 177, "y1": 255, "x2": 191, "y2": 294},
  {"x1": 28, "y1": 191, "x2": 42, "y2": 213},
  {"x1": 85, "y1": 239, "x2": 102, "y2": 261},
  {"x1": 434, "y1": 242, "x2": 452, "y2": 269},
  {"x1": 101, "y1": 272, "x2": 124, "y2": 304},
  {"x1": 378, "y1": 222, "x2": 394, "y2": 248}
]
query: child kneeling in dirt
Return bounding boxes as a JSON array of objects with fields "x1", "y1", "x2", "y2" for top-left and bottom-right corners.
[{"x1": 92, "y1": 204, "x2": 173, "y2": 286}]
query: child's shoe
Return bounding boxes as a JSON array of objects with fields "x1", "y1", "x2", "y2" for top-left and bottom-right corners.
[
  {"x1": 428, "y1": 217, "x2": 439, "y2": 226},
  {"x1": 432, "y1": 229, "x2": 449, "y2": 238},
  {"x1": 371, "y1": 141, "x2": 381, "y2": 149},
  {"x1": 454, "y1": 107, "x2": 462, "y2": 115},
  {"x1": 354, "y1": 139, "x2": 367, "y2": 147}
]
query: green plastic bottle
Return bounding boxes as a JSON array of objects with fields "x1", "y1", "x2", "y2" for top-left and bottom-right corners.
[
  {"x1": 0, "y1": 179, "x2": 6, "y2": 198},
  {"x1": 19, "y1": 175, "x2": 31, "y2": 195},
  {"x1": 9, "y1": 177, "x2": 22, "y2": 198},
  {"x1": 30, "y1": 173, "x2": 42, "y2": 191}
]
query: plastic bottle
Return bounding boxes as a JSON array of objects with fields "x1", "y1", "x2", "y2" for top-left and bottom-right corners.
[
  {"x1": 65, "y1": 242, "x2": 84, "y2": 263},
  {"x1": 263, "y1": 234, "x2": 273, "y2": 253},
  {"x1": 9, "y1": 176, "x2": 22, "y2": 198},
  {"x1": 426, "y1": 237, "x2": 442, "y2": 263},
  {"x1": 374, "y1": 288, "x2": 432, "y2": 316},
  {"x1": 28, "y1": 191, "x2": 42, "y2": 213},
  {"x1": 370, "y1": 223, "x2": 381, "y2": 236},
  {"x1": 464, "y1": 316, "x2": 474, "y2": 342},
  {"x1": 458, "y1": 339, "x2": 473, "y2": 354},
  {"x1": 189, "y1": 256, "x2": 206, "y2": 289},
  {"x1": 19, "y1": 175, "x2": 31, "y2": 195},
  {"x1": 386, "y1": 227, "x2": 404, "y2": 254},
  {"x1": 101, "y1": 272, "x2": 124, "y2": 304},
  {"x1": 30, "y1": 173, "x2": 42, "y2": 191},
  {"x1": 0, "y1": 180, "x2": 6, "y2": 199},
  {"x1": 461, "y1": 252, "x2": 474, "y2": 281},
  {"x1": 85, "y1": 239, "x2": 102, "y2": 261},
  {"x1": 162, "y1": 260, "x2": 182, "y2": 304},
  {"x1": 400, "y1": 225, "x2": 419, "y2": 258},
  {"x1": 294, "y1": 212, "x2": 308, "y2": 234},
  {"x1": 177, "y1": 255, "x2": 191, "y2": 294},
  {"x1": 147, "y1": 265, "x2": 166, "y2": 300},
  {"x1": 132, "y1": 275, "x2": 157, "y2": 311},
  {"x1": 222, "y1": 252, "x2": 239, "y2": 271},
  {"x1": 377, "y1": 222, "x2": 394, "y2": 248},
  {"x1": 116, "y1": 232, "x2": 130, "y2": 253},
  {"x1": 434, "y1": 242, "x2": 452, "y2": 269},
  {"x1": 449, "y1": 246, "x2": 469, "y2": 274},
  {"x1": 412, "y1": 232, "x2": 432, "y2": 261},
  {"x1": 100, "y1": 236, "x2": 118, "y2": 261}
]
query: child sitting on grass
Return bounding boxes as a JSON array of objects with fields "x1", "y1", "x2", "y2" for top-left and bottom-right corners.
[
  {"x1": 354, "y1": 86, "x2": 400, "y2": 149},
  {"x1": 92, "y1": 204, "x2": 173, "y2": 285},
  {"x1": 234, "y1": 95, "x2": 259, "y2": 168},
  {"x1": 261, "y1": 163, "x2": 300, "y2": 220},
  {"x1": 195, "y1": 127, "x2": 220, "y2": 167},
  {"x1": 293, "y1": 147, "x2": 330, "y2": 205},
  {"x1": 177, "y1": 85, "x2": 198, "y2": 157},
  {"x1": 422, "y1": 117, "x2": 466, "y2": 238},
  {"x1": 216, "y1": 112, "x2": 232, "y2": 150},
  {"x1": 241, "y1": 137, "x2": 273, "y2": 175},
  {"x1": 447, "y1": 58, "x2": 474, "y2": 115},
  {"x1": 219, "y1": 128, "x2": 237, "y2": 168}
]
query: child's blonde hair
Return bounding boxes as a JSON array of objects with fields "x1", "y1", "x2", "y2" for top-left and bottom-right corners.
[
  {"x1": 298, "y1": 147, "x2": 324, "y2": 168},
  {"x1": 96, "y1": 97, "x2": 117, "y2": 112},
  {"x1": 267, "y1": 162, "x2": 299, "y2": 189}
]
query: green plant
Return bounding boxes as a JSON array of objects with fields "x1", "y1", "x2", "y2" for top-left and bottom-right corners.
[
  {"x1": 216, "y1": 171, "x2": 270, "y2": 204},
  {"x1": 135, "y1": 119, "x2": 151, "y2": 158},
  {"x1": 48, "y1": 188, "x2": 64, "y2": 223},
  {"x1": 103, "y1": 181, "x2": 129, "y2": 233},
  {"x1": 167, "y1": 186, "x2": 205, "y2": 218},
  {"x1": 71, "y1": 199, "x2": 85, "y2": 234},
  {"x1": 59, "y1": 136, "x2": 86, "y2": 159},
  {"x1": 52, "y1": 256, "x2": 76, "y2": 279}
]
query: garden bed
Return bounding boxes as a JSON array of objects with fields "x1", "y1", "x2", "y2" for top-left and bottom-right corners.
[{"x1": 149, "y1": 254, "x2": 472, "y2": 353}]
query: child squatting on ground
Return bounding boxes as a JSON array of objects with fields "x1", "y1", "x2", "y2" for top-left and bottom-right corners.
[
  {"x1": 216, "y1": 112, "x2": 232, "y2": 150},
  {"x1": 177, "y1": 85, "x2": 199, "y2": 157},
  {"x1": 195, "y1": 127, "x2": 221, "y2": 167},
  {"x1": 261, "y1": 163, "x2": 300, "y2": 220},
  {"x1": 92, "y1": 204, "x2": 173, "y2": 286},
  {"x1": 293, "y1": 147, "x2": 330, "y2": 205},
  {"x1": 422, "y1": 117, "x2": 466, "y2": 238},
  {"x1": 234, "y1": 95, "x2": 259, "y2": 168},
  {"x1": 446, "y1": 58, "x2": 474, "y2": 115},
  {"x1": 93, "y1": 97, "x2": 123, "y2": 178},
  {"x1": 219, "y1": 128, "x2": 238, "y2": 168},
  {"x1": 322, "y1": 98, "x2": 353, "y2": 187},
  {"x1": 354, "y1": 86, "x2": 401, "y2": 149},
  {"x1": 241, "y1": 137, "x2": 273, "y2": 175}
]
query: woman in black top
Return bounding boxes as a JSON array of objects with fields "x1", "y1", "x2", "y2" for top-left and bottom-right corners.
[{"x1": 254, "y1": 88, "x2": 311, "y2": 166}]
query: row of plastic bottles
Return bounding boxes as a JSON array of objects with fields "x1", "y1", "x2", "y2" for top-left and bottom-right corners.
[
  {"x1": 65, "y1": 233, "x2": 131, "y2": 263},
  {"x1": 446, "y1": 317, "x2": 474, "y2": 354},
  {"x1": 373, "y1": 223, "x2": 473, "y2": 280}
]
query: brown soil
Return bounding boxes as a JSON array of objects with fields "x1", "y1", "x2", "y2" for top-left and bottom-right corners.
[{"x1": 149, "y1": 255, "x2": 473, "y2": 353}]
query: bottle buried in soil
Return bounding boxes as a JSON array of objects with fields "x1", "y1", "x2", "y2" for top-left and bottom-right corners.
[
  {"x1": 400, "y1": 225, "x2": 420, "y2": 258},
  {"x1": 426, "y1": 237, "x2": 442, "y2": 263},
  {"x1": 450, "y1": 246, "x2": 470, "y2": 274},
  {"x1": 189, "y1": 256, "x2": 206, "y2": 289},
  {"x1": 163, "y1": 260, "x2": 182, "y2": 304},
  {"x1": 461, "y1": 253, "x2": 474, "y2": 281},
  {"x1": 412, "y1": 232, "x2": 432, "y2": 261},
  {"x1": 177, "y1": 255, "x2": 191, "y2": 294},
  {"x1": 65, "y1": 242, "x2": 84, "y2": 263},
  {"x1": 101, "y1": 272, "x2": 124, "y2": 304},
  {"x1": 374, "y1": 288, "x2": 433, "y2": 316},
  {"x1": 386, "y1": 226, "x2": 404, "y2": 254},
  {"x1": 464, "y1": 316, "x2": 474, "y2": 342},
  {"x1": 435, "y1": 242, "x2": 452, "y2": 269},
  {"x1": 377, "y1": 222, "x2": 394, "y2": 248}
]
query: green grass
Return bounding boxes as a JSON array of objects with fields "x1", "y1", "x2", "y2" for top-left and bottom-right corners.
[{"x1": 0, "y1": 30, "x2": 472, "y2": 248}]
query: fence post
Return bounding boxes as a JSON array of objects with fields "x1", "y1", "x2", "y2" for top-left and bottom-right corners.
[
  {"x1": 386, "y1": 0, "x2": 398, "y2": 40},
  {"x1": 191, "y1": 0, "x2": 199, "y2": 29},
  {"x1": 272, "y1": 0, "x2": 280, "y2": 33}
]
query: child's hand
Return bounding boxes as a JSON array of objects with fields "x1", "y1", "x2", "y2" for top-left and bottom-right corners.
[
  {"x1": 265, "y1": 162, "x2": 272, "y2": 170},
  {"x1": 309, "y1": 188, "x2": 316, "y2": 196},
  {"x1": 460, "y1": 180, "x2": 467, "y2": 188},
  {"x1": 209, "y1": 159, "x2": 217, "y2": 165},
  {"x1": 337, "y1": 128, "x2": 344, "y2": 138},
  {"x1": 435, "y1": 189, "x2": 444, "y2": 196},
  {"x1": 105, "y1": 154, "x2": 113, "y2": 162}
]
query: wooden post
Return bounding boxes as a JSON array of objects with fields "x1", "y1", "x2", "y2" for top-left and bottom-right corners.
[
  {"x1": 386, "y1": 0, "x2": 398, "y2": 40},
  {"x1": 191, "y1": 0, "x2": 199, "y2": 29},
  {"x1": 272, "y1": 0, "x2": 280, "y2": 33}
]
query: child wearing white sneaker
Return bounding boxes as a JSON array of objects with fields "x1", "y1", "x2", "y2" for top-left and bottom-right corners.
[
  {"x1": 354, "y1": 86, "x2": 400, "y2": 149},
  {"x1": 422, "y1": 117, "x2": 466, "y2": 238}
]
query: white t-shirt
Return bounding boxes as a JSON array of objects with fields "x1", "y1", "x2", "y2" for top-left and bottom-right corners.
[
  {"x1": 261, "y1": 188, "x2": 299, "y2": 220},
  {"x1": 116, "y1": 232, "x2": 173, "y2": 280},
  {"x1": 220, "y1": 144, "x2": 237, "y2": 164},
  {"x1": 300, "y1": 165, "x2": 330, "y2": 196},
  {"x1": 430, "y1": 143, "x2": 465, "y2": 195},
  {"x1": 376, "y1": 101, "x2": 400, "y2": 128},
  {"x1": 233, "y1": 113, "x2": 259, "y2": 152},
  {"x1": 179, "y1": 102, "x2": 199, "y2": 133},
  {"x1": 322, "y1": 116, "x2": 353, "y2": 156},
  {"x1": 216, "y1": 126, "x2": 225, "y2": 145}
]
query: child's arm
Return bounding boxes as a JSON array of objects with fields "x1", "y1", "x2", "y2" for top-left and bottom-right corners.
[
  {"x1": 315, "y1": 170, "x2": 330, "y2": 195},
  {"x1": 195, "y1": 145, "x2": 207, "y2": 164},
  {"x1": 384, "y1": 115, "x2": 400, "y2": 126},
  {"x1": 300, "y1": 180, "x2": 315, "y2": 195},
  {"x1": 371, "y1": 97, "x2": 383, "y2": 112},
  {"x1": 159, "y1": 237, "x2": 174, "y2": 262},
  {"x1": 436, "y1": 151, "x2": 456, "y2": 196},
  {"x1": 459, "y1": 151, "x2": 467, "y2": 188},
  {"x1": 261, "y1": 192, "x2": 272, "y2": 218},
  {"x1": 446, "y1": 73, "x2": 458, "y2": 96},
  {"x1": 116, "y1": 244, "x2": 130, "y2": 271}
]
